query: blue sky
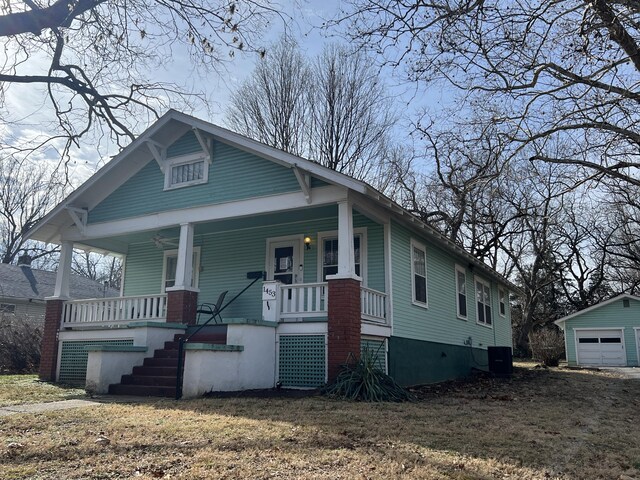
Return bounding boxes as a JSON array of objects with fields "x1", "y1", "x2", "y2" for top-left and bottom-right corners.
[{"x1": 3, "y1": 1, "x2": 444, "y2": 182}]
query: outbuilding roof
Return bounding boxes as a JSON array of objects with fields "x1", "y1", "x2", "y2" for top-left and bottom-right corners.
[{"x1": 554, "y1": 294, "x2": 640, "y2": 326}]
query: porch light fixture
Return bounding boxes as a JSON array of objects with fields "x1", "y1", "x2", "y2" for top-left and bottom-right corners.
[{"x1": 304, "y1": 236, "x2": 312, "y2": 250}]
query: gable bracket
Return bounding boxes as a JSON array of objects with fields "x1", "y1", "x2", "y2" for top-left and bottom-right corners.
[
  {"x1": 293, "y1": 166, "x2": 312, "y2": 204},
  {"x1": 146, "y1": 140, "x2": 166, "y2": 173},
  {"x1": 192, "y1": 128, "x2": 212, "y2": 163},
  {"x1": 66, "y1": 206, "x2": 88, "y2": 234}
]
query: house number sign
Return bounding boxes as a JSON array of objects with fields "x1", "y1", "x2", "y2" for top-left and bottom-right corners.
[{"x1": 262, "y1": 285, "x2": 277, "y2": 300}]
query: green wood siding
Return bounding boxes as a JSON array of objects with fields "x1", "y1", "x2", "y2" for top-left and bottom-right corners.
[
  {"x1": 390, "y1": 220, "x2": 512, "y2": 350},
  {"x1": 388, "y1": 336, "x2": 489, "y2": 386},
  {"x1": 562, "y1": 298, "x2": 640, "y2": 366},
  {"x1": 123, "y1": 244, "x2": 165, "y2": 296},
  {"x1": 89, "y1": 137, "x2": 301, "y2": 224},
  {"x1": 123, "y1": 211, "x2": 385, "y2": 320}
]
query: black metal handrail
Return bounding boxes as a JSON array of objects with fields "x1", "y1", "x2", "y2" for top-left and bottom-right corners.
[{"x1": 175, "y1": 271, "x2": 265, "y2": 399}]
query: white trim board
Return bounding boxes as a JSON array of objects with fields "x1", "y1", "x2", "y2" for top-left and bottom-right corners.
[{"x1": 62, "y1": 186, "x2": 348, "y2": 242}]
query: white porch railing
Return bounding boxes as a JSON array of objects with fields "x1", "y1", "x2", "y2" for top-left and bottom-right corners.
[
  {"x1": 272, "y1": 282, "x2": 388, "y2": 324},
  {"x1": 279, "y1": 282, "x2": 328, "y2": 319},
  {"x1": 62, "y1": 294, "x2": 167, "y2": 326},
  {"x1": 361, "y1": 286, "x2": 387, "y2": 324}
]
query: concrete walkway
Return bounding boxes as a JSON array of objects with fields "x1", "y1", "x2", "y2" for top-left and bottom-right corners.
[{"x1": 0, "y1": 399, "x2": 103, "y2": 417}]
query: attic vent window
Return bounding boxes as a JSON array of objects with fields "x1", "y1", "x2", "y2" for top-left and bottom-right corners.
[
  {"x1": 164, "y1": 152, "x2": 209, "y2": 190},
  {"x1": 623, "y1": 298, "x2": 630, "y2": 308}
]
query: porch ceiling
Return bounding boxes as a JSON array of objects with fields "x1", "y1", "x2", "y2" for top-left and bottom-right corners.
[{"x1": 74, "y1": 205, "x2": 339, "y2": 254}]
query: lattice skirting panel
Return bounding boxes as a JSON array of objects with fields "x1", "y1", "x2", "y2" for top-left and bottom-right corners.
[
  {"x1": 58, "y1": 339, "x2": 134, "y2": 385},
  {"x1": 278, "y1": 335, "x2": 326, "y2": 388},
  {"x1": 361, "y1": 337, "x2": 387, "y2": 373}
]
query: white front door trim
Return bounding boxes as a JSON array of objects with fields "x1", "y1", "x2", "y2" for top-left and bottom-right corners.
[{"x1": 266, "y1": 235, "x2": 304, "y2": 285}]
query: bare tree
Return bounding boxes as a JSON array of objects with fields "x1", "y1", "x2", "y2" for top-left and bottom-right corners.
[
  {"x1": 309, "y1": 44, "x2": 396, "y2": 181},
  {"x1": 227, "y1": 40, "x2": 398, "y2": 186},
  {"x1": 0, "y1": 1, "x2": 281, "y2": 163},
  {"x1": 334, "y1": 0, "x2": 640, "y2": 188},
  {"x1": 227, "y1": 38, "x2": 311, "y2": 156},
  {"x1": 72, "y1": 251, "x2": 123, "y2": 289},
  {"x1": 0, "y1": 157, "x2": 67, "y2": 264}
]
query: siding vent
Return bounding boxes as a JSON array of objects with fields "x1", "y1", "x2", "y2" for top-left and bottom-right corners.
[{"x1": 623, "y1": 298, "x2": 630, "y2": 308}]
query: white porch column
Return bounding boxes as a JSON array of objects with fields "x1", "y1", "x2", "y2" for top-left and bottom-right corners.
[
  {"x1": 172, "y1": 222, "x2": 197, "y2": 291},
  {"x1": 328, "y1": 200, "x2": 360, "y2": 280},
  {"x1": 53, "y1": 241, "x2": 73, "y2": 298}
]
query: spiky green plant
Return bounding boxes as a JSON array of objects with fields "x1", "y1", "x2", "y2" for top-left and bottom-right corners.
[{"x1": 323, "y1": 348, "x2": 413, "y2": 402}]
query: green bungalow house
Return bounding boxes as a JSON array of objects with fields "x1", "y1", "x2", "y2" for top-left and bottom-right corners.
[
  {"x1": 28, "y1": 110, "x2": 515, "y2": 397},
  {"x1": 555, "y1": 294, "x2": 640, "y2": 367}
]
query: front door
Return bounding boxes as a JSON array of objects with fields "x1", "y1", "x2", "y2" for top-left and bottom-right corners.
[{"x1": 268, "y1": 239, "x2": 302, "y2": 285}]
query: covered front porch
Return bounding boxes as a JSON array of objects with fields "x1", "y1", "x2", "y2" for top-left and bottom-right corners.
[{"x1": 40, "y1": 199, "x2": 392, "y2": 396}]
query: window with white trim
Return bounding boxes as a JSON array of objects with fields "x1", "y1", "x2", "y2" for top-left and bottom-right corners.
[
  {"x1": 455, "y1": 265, "x2": 467, "y2": 318},
  {"x1": 411, "y1": 240, "x2": 427, "y2": 307},
  {"x1": 317, "y1": 228, "x2": 367, "y2": 283},
  {"x1": 164, "y1": 153, "x2": 209, "y2": 190},
  {"x1": 162, "y1": 247, "x2": 201, "y2": 291},
  {"x1": 475, "y1": 277, "x2": 492, "y2": 326},
  {"x1": 498, "y1": 288, "x2": 507, "y2": 317}
]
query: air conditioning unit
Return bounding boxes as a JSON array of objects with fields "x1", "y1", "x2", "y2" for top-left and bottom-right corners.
[{"x1": 487, "y1": 346, "x2": 513, "y2": 376}]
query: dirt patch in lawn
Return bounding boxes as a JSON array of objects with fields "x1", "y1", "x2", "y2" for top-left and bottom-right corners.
[{"x1": 0, "y1": 364, "x2": 638, "y2": 479}]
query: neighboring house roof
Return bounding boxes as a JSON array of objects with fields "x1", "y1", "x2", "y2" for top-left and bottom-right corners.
[
  {"x1": 554, "y1": 294, "x2": 640, "y2": 327},
  {"x1": 26, "y1": 109, "x2": 519, "y2": 293},
  {"x1": 0, "y1": 264, "x2": 118, "y2": 302}
]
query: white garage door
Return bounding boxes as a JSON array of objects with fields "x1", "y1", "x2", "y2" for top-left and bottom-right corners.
[{"x1": 576, "y1": 329, "x2": 626, "y2": 366}]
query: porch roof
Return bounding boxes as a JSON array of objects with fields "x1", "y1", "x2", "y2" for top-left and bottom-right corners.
[{"x1": 26, "y1": 110, "x2": 519, "y2": 293}]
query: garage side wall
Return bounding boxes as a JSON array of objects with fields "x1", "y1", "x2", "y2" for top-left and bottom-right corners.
[{"x1": 563, "y1": 298, "x2": 640, "y2": 367}]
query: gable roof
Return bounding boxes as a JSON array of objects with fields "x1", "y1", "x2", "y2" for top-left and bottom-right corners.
[
  {"x1": 554, "y1": 294, "x2": 640, "y2": 326},
  {"x1": 0, "y1": 264, "x2": 118, "y2": 302},
  {"x1": 27, "y1": 109, "x2": 519, "y2": 293}
]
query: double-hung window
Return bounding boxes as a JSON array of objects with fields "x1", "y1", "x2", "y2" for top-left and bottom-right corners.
[
  {"x1": 162, "y1": 247, "x2": 201, "y2": 291},
  {"x1": 411, "y1": 240, "x2": 427, "y2": 307},
  {"x1": 455, "y1": 265, "x2": 467, "y2": 318},
  {"x1": 498, "y1": 288, "x2": 507, "y2": 317},
  {"x1": 475, "y1": 277, "x2": 492, "y2": 326},
  {"x1": 318, "y1": 229, "x2": 366, "y2": 282}
]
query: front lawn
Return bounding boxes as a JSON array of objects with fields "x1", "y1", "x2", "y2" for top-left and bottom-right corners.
[
  {"x1": 0, "y1": 364, "x2": 638, "y2": 479},
  {"x1": 0, "y1": 375, "x2": 85, "y2": 407}
]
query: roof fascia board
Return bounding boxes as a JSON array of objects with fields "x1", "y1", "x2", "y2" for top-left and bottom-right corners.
[
  {"x1": 554, "y1": 294, "x2": 640, "y2": 325},
  {"x1": 26, "y1": 109, "x2": 181, "y2": 241},
  {"x1": 172, "y1": 112, "x2": 368, "y2": 194}
]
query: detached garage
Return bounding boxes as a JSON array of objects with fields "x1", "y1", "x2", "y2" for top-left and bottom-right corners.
[{"x1": 555, "y1": 294, "x2": 640, "y2": 367}]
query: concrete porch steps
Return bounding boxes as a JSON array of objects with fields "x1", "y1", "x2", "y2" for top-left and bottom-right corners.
[{"x1": 108, "y1": 326, "x2": 227, "y2": 397}]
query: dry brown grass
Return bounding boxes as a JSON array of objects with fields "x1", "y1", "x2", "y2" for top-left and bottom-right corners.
[
  {"x1": 0, "y1": 364, "x2": 639, "y2": 479},
  {"x1": 0, "y1": 375, "x2": 85, "y2": 407}
]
